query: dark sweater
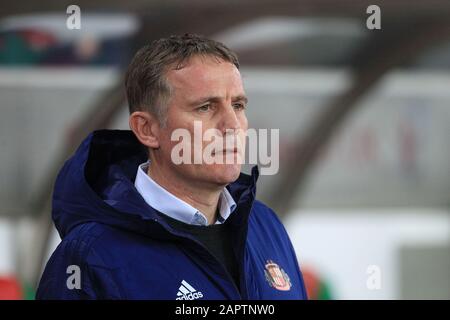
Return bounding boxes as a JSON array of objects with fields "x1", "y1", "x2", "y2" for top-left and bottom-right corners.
[{"x1": 158, "y1": 213, "x2": 240, "y2": 290}]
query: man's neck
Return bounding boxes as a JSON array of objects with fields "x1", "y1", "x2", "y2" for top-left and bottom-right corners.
[{"x1": 147, "y1": 161, "x2": 222, "y2": 225}]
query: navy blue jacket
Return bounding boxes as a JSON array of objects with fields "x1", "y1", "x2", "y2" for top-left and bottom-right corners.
[{"x1": 36, "y1": 130, "x2": 307, "y2": 300}]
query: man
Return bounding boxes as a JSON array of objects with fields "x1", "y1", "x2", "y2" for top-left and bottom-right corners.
[{"x1": 37, "y1": 34, "x2": 307, "y2": 300}]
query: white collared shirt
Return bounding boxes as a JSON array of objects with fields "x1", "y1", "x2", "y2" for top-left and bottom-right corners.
[{"x1": 134, "y1": 161, "x2": 237, "y2": 226}]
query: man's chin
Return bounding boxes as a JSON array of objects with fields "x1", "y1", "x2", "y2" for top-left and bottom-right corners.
[{"x1": 208, "y1": 164, "x2": 241, "y2": 185}]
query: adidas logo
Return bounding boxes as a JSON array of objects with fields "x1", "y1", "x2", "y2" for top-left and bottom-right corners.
[{"x1": 176, "y1": 280, "x2": 204, "y2": 300}]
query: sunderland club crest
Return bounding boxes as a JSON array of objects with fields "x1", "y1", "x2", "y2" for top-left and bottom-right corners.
[{"x1": 264, "y1": 260, "x2": 291, "y2": 291}]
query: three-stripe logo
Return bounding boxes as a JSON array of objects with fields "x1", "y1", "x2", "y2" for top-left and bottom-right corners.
[{"x1": 175, "y1": 280, "x2": 204, "y2": 300}]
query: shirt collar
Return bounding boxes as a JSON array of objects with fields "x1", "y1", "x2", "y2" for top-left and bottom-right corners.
[{"x1": 134, "y1": 161, "x2": 236, "y2": 226}]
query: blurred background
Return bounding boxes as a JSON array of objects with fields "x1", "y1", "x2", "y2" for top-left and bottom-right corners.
[{"x1": 0, "y1": 0, "x2": 449, "y2": 299}]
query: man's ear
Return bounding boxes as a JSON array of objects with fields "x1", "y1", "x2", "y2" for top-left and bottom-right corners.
[{"x1": 129, "y1": 111, "x2": 161, "y2": 149}]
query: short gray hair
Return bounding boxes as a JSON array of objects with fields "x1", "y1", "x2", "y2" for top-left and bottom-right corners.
[{"x1": 125, "y1": 33, "x2": 240, "y2": 125}]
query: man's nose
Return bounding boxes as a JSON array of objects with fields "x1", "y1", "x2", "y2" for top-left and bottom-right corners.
[{"x1": 218, "y1": 104, "x2": 241, "y2": 134}]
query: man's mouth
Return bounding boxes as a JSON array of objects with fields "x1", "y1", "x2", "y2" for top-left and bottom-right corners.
[{"x1": 212, "y1": 148, "x2": 239, "y2": 155}]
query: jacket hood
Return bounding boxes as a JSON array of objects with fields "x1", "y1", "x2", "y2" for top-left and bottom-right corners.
[{"x1": 52, "y1": 130, "x2": 259, "y2": 240}]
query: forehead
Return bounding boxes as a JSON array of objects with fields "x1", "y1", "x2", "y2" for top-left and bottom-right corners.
[{"x1": 166, "y1": 55, "x2": 244, "y2": 95}]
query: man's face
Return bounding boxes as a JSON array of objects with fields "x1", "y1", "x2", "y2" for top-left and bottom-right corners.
[{"x1": 156, "y1": 55, "x2": 248, "y2": 189}]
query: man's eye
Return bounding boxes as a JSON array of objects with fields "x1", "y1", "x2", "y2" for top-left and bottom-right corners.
[
  {"x1": 197, "y1": 105, "x2": 210, "y2": 112},
  {"x1": 233, "y1": 103, "x2": 246, "y2": 110}
]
